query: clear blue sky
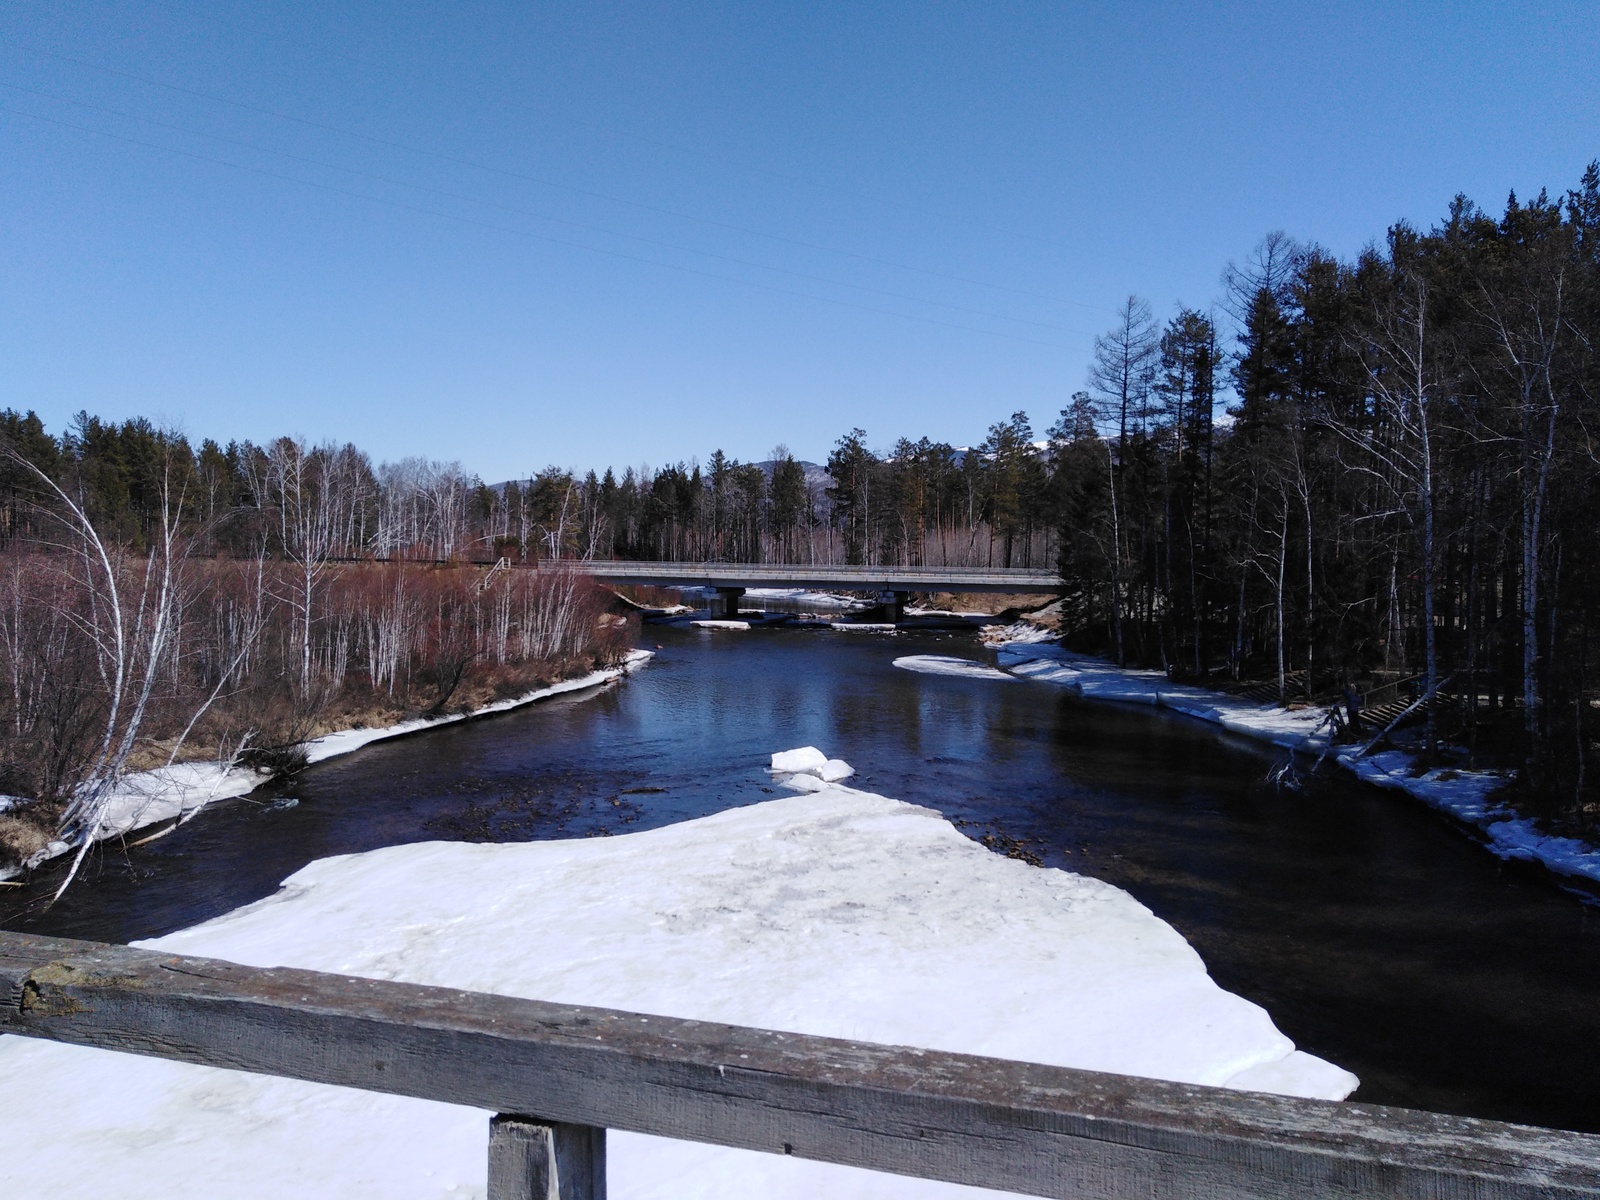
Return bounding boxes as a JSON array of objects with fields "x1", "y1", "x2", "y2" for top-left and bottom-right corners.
[{"x1": 2, "y1": 2, "x2": 1596, "y2": 479}]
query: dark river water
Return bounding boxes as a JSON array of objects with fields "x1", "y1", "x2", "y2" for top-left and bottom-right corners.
[{"x1": 6, "y1": 624, "x2": 1600, "y2": 1133}]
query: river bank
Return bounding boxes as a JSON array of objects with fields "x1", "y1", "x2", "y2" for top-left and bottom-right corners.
[
  {"x1": 10, "y1": 623, "x2": 1600, "y2": 1131},
  {"x1": 978, "y1": 630, "x2": 1600, "y2": 898},
  {"x1": 0, "y1": 649, "x2": 654, "y2": 883}
]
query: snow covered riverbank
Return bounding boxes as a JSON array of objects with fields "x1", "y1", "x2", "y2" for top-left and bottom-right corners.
[
  {"x1": 0, "y1": 765, "x2": 1355, "y2": 1199},
  {"x1": 1, "y1": 649, "x2": 654, "y2": 881},
  {"x1": 987, "y1": 636, "x2": 1600, "y2": 895}
]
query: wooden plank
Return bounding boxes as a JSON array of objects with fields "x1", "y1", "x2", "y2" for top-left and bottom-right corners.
[
  {"x1": 3, "y1": 931, "x2": 1599, "y2": 1199},
  {"x1": 488, "y1": 1115, "x2": 605, "y2": 1200}
]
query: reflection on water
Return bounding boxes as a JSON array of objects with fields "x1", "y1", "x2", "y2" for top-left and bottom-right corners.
[{"x1": 6, "y1": 625, "x2": 1600, "y2": 1132}]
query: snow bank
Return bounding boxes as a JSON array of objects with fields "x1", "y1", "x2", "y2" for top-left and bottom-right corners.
[
  {"x1": 0, "y1": 782, "x2": 1355, "y2": 1200},
  {"x1": 0, "y1": 651, "x2": 656, "y2": 881},
  {"x1": 893, "y1": 655, "x2": 1015, "y2": 681},
  {"x1": 831, "y1": 621, "x2": 897, "y2": 634},
  {"x1": 689, "y1": 619, "x2": 751, "y2": 631},
  {"x1": 677, "y1": 587, "x2": 869, "y2": 612},
  {"x1": 9, "y1": 761, "x2": 270, "y2": 877},
  {"x1": 990, "y1": 642, "x2": 1600, "y2": 894},
  {"x1": 306, "y1": 650, "x2": 654, "y2": 764},
  {"x1": 743, "y1": 587, "x2": 870, "y2": 612},
  {"x1": 980, "y1": 620, "x2": 1057, "y2": 646}
]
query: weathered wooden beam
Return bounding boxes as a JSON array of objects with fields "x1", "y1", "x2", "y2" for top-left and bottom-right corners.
[
  {"x1": 3, "y1": 931, "x2": 1599, "y2": 1199},
  {"x1": 489, "y1": 1115, "x2": 605, "y2": 1200}
]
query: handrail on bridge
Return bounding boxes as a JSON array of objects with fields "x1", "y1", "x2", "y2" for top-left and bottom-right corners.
[{"x1": 1, "y1": 931, "x2": 1595, "y2": 1199}]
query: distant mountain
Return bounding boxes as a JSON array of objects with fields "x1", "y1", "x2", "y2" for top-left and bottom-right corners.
[{"x1": 752, "y1": 459, "x2": 832, "y2": 494}]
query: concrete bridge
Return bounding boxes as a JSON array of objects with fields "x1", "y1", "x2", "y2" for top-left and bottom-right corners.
[{"x1": 582, "y1": 561, "x2": 1062, "y2": 620}]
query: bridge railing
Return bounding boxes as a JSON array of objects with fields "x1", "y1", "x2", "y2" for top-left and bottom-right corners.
[{"x1": 3, "y1": 931, "x2": 1596, "y2": 1199}]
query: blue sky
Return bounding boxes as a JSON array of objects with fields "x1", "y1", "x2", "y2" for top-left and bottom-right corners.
[{"x1": 2, "y1": 1, "x2": 1596, "y2": 479}]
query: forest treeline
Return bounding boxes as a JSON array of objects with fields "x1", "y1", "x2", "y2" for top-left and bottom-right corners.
[
  {"x1": 0, "y1": 426, "x2": 629, "y2": 882},
  {"x1": 1050, "y1": 166, "x2": 1600, "y2": 817}
]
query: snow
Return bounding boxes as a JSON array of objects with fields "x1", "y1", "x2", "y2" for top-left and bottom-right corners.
[
  {"x1": 0, "y1": 651, "x2": 655, "y2": 880},
  {"x1": 770, "y1": 746, "x2": 828, "y2": 773},
  {"x1": 689, "y1": 619, "x2": 751, "y2": 631},
  {"x1": 831, "y1": 622, "x2": 897, "y2": 633},
  {"x1": 742, "y1": 587, "x2": 870, "y2": 612},
  {"x1": 677, "y1": 587, "x2": 869, "y2": 613},
  {"x1": 988, "y1": 640, "x2": 1600, "y2": 894},
  {"x1": 980, "y1": 620, "x2": 1057, "y2": 646},
  {"x1": 306, "y1": 651, "x2": 654, "y2": 764},
  {"x1": 817, "y1": 758, "x2": 855, "y2": 783},
  {"x1": 0, "y1": 777, "x2": 1355, "y2": 1200},
  {"x1": 770, "y1": 745, "x2": 855, "y2": 786},
  {"x1": 893, "y1": 655, "x2": 1015, "y2": 681}
]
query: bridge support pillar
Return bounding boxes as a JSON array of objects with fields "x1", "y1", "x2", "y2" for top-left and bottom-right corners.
[
  {"x1": 878, "y1": 590, "x2": 909, "y2": 624},
  {"x1": 710, "y1": 587, "x2": 746, "y2": 620}
]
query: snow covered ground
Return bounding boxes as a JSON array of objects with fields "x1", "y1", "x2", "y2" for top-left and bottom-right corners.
[
  {"x1": 744, "y1": 586, "x2": 871, "y2": 611},
  {"x1": 676, "y1": 586, "x2": 871, "y2": 612},
  {"x1": 304, "y1": 650, "x2": 654, "y2": 765},
  {"x1": 0, "y1": 758, "x2": 1355, "y2": 1200},
  {"x1": 0, "y1": 650, "x2": 655, "y2": 881},
  {"x1": 988, "y1": 637, "x2": 1600, "y2": 894}
]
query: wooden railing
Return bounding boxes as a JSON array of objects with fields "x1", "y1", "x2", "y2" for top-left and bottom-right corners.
[{"x1": 3, "y1": 931, "x2": 1598, "y2": 1199}]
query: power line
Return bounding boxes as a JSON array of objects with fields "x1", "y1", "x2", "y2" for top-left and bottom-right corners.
[{"x1": 2, "y1": 103, "x2": 1082, "y2": 352}]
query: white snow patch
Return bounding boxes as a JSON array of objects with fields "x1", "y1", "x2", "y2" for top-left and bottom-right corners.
[
  {"x1": 770, "y1": 745, "x2": 854, "y2": 788},
  {"x1": 818, "y1": 758, "x2": 855, "y2": 783},
  {"x1": 894, "y1": 655, "x2": 1014, "y2": 681},
  {"x1": 1, "y1": 651, "x2": 656, "y2": 880},
  {"x1": 989, "y1": 643, "x2": 1600, "y2": 892},
  {"x1": 0, "y1": 784, "x2": 1355, "y2": 1200},
  {"x1": 778, "y1": 771, "x2": 829, "y2": 793},
  {"x1": 770, "y1": 746, "x2": 828, "y2": 774},
  {"x1": 305, "y1": 650, "x2": 655, "y2": 765},
  {"x1": 677, "y1": 587, "x2": 869, "y2": 612},
  {"x1": 831, "y1": 622, "x2": 897, "y2": 634},
  {"x1": 689, "y1": 619, "x2": 751, "y2": 631},
  {"x1": 981, "y1": 620, "x2": 1057, "y2": 646},
  {"x1": 743, "y1": 587, "x2": 870, "y2": 611}
]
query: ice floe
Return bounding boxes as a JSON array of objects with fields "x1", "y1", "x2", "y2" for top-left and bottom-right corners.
[
  {"x1": 770, "y1": 745, "x2": 855, "y2": 786},
  {"x1": 0, "y1": 772, "x2": 1356, "y2": 1200},
  {"x1": 893, "y1": 655, "x2": 1014, "y2": 681},
  {"x1": 689, "y1": 619, "x2": 751, "y2": 631}
]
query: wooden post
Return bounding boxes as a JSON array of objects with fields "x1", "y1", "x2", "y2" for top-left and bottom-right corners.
[{"x1": 488, "y1": 1114, "x2": 605, "y2": 1200}]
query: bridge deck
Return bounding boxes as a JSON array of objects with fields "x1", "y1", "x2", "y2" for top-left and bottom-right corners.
[{"x1": 581, "y1": 561, "x2": 1062, "y2": 594}]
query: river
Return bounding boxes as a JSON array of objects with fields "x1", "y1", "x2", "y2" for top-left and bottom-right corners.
[{"x1": 5, "y1": 623, "x2": 1600, "y2": 1133}]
